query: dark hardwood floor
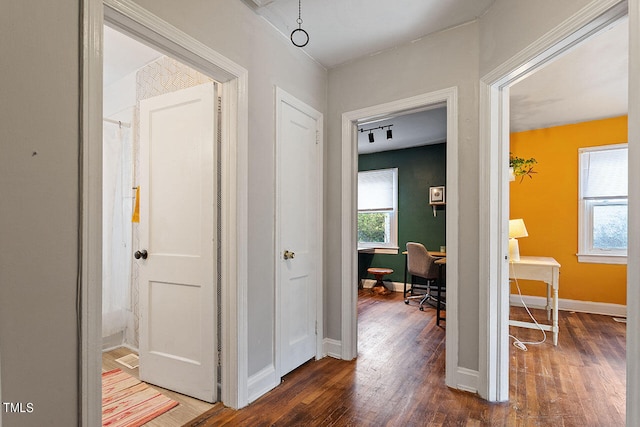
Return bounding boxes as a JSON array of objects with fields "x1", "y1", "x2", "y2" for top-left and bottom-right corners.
[{"x1": 185, "y1": 290, "x2": 626, "y2": 426}]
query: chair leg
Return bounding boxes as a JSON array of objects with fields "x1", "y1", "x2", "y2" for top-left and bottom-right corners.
[
  {"x1": 418, "y1": 280, "x2": 443, "y2": 311},
  {"x1": 404, "y1": 275, "x2": 425, "y2": 304}
]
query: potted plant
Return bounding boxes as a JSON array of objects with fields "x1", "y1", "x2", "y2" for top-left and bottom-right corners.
[{"x1": 509, "y1": 153, "x2": 537, "y2": 183}]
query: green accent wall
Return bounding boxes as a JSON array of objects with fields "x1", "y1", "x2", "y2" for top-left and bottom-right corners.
[{"x1": 359, "y1": 143, "x2": 446, "y2": 283}]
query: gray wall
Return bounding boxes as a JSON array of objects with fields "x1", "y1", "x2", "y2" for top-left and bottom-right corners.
[
  {"x1": 1, "y1": 1, "x2": 326, "y2": 425},
  {"x1": 326, "y1": 21, "x2": 481, "y2": 369},
  {"x1": 131, "y1": 0, "x2": 328, "y2": 377},
  {"x1": 325, "y1": 0, "x2": 602, "y2": 373},
  {"x1": 0, "y1": 2, "x2": 80, "y2": 426},
  {"x1": 0, "y1": 0, "x2": 621, "y2": 424}
]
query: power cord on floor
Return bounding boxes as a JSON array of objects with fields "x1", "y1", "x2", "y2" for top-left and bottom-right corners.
[{"x1": 509, "y1": 263, "x2": 546, "y2": 351}]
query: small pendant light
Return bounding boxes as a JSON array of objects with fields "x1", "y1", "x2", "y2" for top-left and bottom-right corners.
[{"x1": 290, "y1": 0, "x2": 309, "y2": 47}]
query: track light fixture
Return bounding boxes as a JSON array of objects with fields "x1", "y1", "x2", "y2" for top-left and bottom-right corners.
[{"x1": 360, "y1": 124, "x2": 394, "y2": 144}]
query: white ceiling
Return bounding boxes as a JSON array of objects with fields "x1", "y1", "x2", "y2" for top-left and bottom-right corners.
[
  {"x1": 103, "y1": 25, "x2": 163, "y2": 87},
  {"x1": 244, "y1": 0, "x2": 496, "y2": 69},
  {"x1": 510, "y1": 17, "x2": 628, "y2": 133},
  {"x1": 104, "y1": 3, "x2": 629, "y2": 154},
  {"x1": 357, "y1": 107, "x2": 446, "y2": 155}
]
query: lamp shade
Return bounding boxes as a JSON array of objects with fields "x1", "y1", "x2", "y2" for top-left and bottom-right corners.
[{"x1": 509, "y1": 218, "x2": 528, "y2": 239}]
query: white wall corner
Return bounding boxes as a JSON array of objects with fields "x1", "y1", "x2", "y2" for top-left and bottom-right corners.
[
  {"x1": 456, "y1": 367, "x2": 480, "y2": 394},
  {"x1": 323, "y1": 338, "x2": 343, "y2": 359},
  {"x1": 247, "y1": 364, "x2": 279, "y2": 404}
]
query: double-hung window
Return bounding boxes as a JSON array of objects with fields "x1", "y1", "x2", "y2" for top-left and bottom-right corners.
[
  {"x1": 578, "y1": 144, "x2": 628, "y2": 264},
  {"x1": 358, "y1": 168, "x2": 398, "y2": 253}
]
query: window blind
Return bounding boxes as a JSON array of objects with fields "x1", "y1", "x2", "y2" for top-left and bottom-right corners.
[
  {"x1": 358, "y1": 168, "x2": 396, "y2": 211},
  {"x1": 581, "y1": 147, "x2": 628, "y2": 198}
]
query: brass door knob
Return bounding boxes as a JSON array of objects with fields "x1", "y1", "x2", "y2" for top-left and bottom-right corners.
[{"x1": 283, "y1": 250, "x2": 295, "y2": 260}]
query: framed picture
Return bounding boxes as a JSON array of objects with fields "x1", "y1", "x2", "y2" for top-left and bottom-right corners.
[{"x1": 429, "y1": 186, "x2": 445, "y2": 205}]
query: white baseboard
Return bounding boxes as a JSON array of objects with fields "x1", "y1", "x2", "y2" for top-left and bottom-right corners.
[
  {"x1": 323, "y1": 338, "x2": 342, "y2": 359},
  {"x1": 361, "y1": 279, "x2": 407, "y2": 293},
  {"x1": 455, "y1": 367, "x2": 479, "y2": 394},
  {"x1": 247, "y1": 364, "x2": 278, "y2": 403},
  {"x1": 510, "y1": 294, "x2": 626, "y2": 317}
]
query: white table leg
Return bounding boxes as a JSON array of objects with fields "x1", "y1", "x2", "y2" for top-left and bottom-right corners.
[
  {"x1": 553, "y1": 286, "x2": 559, "y2": 345},
  {"x1": 546, "y1": 283, "x2": 551, "y2": 321}
]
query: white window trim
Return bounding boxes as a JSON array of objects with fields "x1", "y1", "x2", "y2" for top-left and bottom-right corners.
[
  {"x1": 358, "y1": 167, "x2": 399, "y2": 253},
  {"x1": 578, "y1": 144, "x2": 628, "y2": 265}
]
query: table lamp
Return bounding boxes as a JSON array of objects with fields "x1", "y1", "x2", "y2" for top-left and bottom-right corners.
[{"x1": 509, "y1": 218, "x2": 528, "y2": 262}]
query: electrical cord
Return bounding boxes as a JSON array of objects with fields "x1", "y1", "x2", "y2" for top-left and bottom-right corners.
[{"x1": 509, "y1": 263, "x2": 546, "y2": 351}]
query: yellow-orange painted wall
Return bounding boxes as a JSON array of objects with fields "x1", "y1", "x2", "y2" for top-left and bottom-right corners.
[{"x1": 510, "y1": 116, "x2": 627, "y2": 305}]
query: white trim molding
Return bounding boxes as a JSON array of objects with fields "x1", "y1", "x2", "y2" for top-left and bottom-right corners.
[
  {"x1": 455, "y1": 368, "x2": 480, "y2": 394},
  {"x1": 478, "y1": 0, "x2": 628, "y2": 405},
  {"x1": 323, "y1": 338, "x2": 343, "y2": 359},
  {"x1": 510, "y1": 294, "x2": 627, "y2": 318},
  {"x1": 247, "y1": 365, "x2": 278, "y2": 404},
  {"x1": 627, "y1": 0, "x2": 640, "y2": 425},
  {"x1": 82, "y1": 2, "x2": 250, "y2": 424},
  {"x1": 341, "y1": 87, "x2": 459, "y2": 391}
]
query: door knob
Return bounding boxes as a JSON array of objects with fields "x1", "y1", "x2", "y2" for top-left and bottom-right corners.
[
  {"x1": 283, "y1": 250, "x2": 295, "y2": 260},
  {"x1": 134, "y1": 250, "x2": 148, "y2": 260}
]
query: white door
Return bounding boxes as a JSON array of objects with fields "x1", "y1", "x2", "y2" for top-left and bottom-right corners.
[
  {"x1": 276, "y1": 88, "x2": 323, "y2": 377},
  {"x1": 138, "y1": 82, "x2": 217, "y2": 402}
]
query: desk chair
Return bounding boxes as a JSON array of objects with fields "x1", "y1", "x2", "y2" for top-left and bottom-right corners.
[{"x1": 404, "y1": 242, "x2": 440, "y2": 309}]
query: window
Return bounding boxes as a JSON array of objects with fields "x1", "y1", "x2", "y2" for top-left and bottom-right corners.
[
  {"x1": 358, "y1": 168, "x2": 398, "y2": 253},
  {"x1": 578, "y1": 144, "x2": 628, "y2": 264}
]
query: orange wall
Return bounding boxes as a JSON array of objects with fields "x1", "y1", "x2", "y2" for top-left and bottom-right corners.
[{"x1": 510, "y1": 116, "x2": 627, "y2": 305}]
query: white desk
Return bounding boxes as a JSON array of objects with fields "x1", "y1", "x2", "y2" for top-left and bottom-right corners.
[{"x1": 509, "y1": 256, "x2": 561, "y2": 345}]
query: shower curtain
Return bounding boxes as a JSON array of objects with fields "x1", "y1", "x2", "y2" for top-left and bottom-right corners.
[{"x1": 102, "y1": 120, "x2": 134, "y2": 346}]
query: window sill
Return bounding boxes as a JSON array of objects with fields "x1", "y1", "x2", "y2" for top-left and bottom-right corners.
[
  {"x1": 358, "y1": 246, "x2": 399, "y2": 255},
  {"x1": 577, "y1": 254, "x2": 627, "y2": 265}
]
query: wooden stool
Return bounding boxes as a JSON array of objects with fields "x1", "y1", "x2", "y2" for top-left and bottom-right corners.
[{"x1": 367, "y1": 267, "x2": 394, "y2": 295}]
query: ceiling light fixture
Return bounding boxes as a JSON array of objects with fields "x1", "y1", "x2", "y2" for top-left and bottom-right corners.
[
  {"x1": 360, "y1": 124, "x2": 394, "y2": 143},
  {"x1": 290, "y1": 0, "x2": 309, "y2": 48}
]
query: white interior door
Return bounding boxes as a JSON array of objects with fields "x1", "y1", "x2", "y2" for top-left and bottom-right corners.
[
  {"x1": 276, "y1": 88, "x2": 323, "y2": 377},
  {"x1": 138, "y1": 82, "x2": 217, "y2": 402}
]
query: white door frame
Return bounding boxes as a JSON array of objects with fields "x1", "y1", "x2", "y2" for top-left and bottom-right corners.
[
  {"x1": 478, "y1": 0, "x2": 632, "y2": 405},
  {"x1": 341, "y1": 88, "x2": 461, "y2": 389},
  {"x1": 81, "y1": 0, "x2": 250, "y2": 424},
  {"x1": 274, "y1": 87, "x2": 324, "y2": 380}
]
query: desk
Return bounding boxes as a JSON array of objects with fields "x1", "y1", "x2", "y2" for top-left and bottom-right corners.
[
  {"x1": 509, "y1": 256, "x2": 561, "y2": 345},
  {"x1": 434, "y1": 258, "x2": 446, "y2": 326}
]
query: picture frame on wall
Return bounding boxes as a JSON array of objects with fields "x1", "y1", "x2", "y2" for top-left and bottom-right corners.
[{"x1": 429, "y1": 186, "x2": 445, "y2": 205}]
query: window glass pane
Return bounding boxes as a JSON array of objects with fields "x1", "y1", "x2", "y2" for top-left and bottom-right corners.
[
  {"x1": 358, "y1": 169, "x2": 396, "y2": 211},
  {"x1": 581, "y1": 148, "x2": 628, "y2": 198},
  {"x1": 358, "y1": 212, "x2": 389, "y2": 244},
  {"x1": 593, "y1": 204, "x2": 627, "y2": 250}
]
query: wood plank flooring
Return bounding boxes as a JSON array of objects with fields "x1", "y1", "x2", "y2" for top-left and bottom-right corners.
[
  {"x1": 102, "y1": 347, "x2": 215, "y2": 426},
  {"x1": 185, "y1": 289, "x2": 626, "y2": 426}
]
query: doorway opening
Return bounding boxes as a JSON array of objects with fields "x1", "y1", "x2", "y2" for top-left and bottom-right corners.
[
  {"x1": 341, "y1": 88, "x2": 461, "y2": 390},
  {"x1": 102, "y1": 20, "x2": 220, "y2": 413},
  {"x1": 82, "y1": 1, "x2": 249, "y2": 423},
  {"x1": 479, "y1": 0, "x2": 628, "y2": 404}
]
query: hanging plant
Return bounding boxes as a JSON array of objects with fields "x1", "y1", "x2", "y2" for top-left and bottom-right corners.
[{"x1": 509, "y1": 153, "x2": 537, "y2": 183}]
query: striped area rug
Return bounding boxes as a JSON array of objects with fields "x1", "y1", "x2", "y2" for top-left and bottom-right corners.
[{"x1": 102, "y1": 368, "x2": 178, "y2": 427}]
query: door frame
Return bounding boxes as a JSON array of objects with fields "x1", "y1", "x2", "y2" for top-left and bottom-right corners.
[
  {"x1": 274, "y1": 87, "x2": 324, "y2": 382},
  {"x1": 340, "y1": 88, "x2": 461, "y2": 389},
  {"x1": 478, "y1": 0, "x2": 632, "y2": 404},
  {"x1": 81, "y1": 0, "x2": 250, "y2": 424}
]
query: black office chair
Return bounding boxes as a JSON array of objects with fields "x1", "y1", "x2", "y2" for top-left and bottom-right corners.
[{"x1": 404, "y1": 242, "x2": 442, "y2": 311}]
